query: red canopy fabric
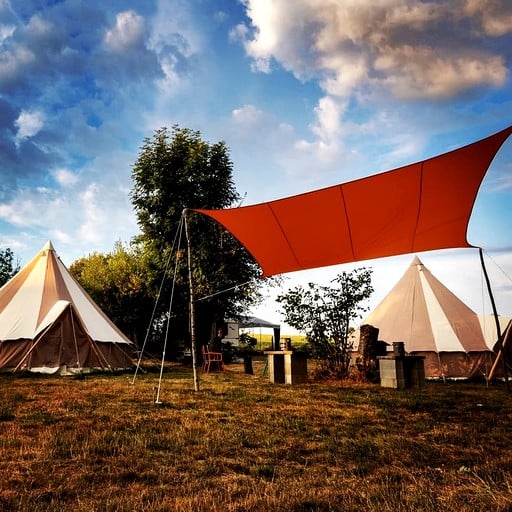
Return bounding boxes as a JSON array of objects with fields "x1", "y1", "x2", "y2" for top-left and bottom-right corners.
[{"x1": 196, "y1": 126, "x2": 512, "y2": 277}]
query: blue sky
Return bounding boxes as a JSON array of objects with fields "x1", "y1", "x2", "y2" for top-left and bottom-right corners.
[{"x1": 1, "y1": 0, "x2": 511, "y2": 329}]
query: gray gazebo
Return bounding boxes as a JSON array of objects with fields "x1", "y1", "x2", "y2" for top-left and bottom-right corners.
[{"x1": 237, "y1": 316, "x2": 281, "y2": 350}]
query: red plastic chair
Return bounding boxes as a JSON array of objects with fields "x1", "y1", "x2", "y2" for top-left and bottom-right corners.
[{"x1": 201, "y1": 345, "x2": 224, "y2": 373}]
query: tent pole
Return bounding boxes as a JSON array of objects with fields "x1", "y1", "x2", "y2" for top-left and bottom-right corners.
[
  {"x1": 185, "y1": 209, "x2": 200, "y2": 392},
  {"x1": 488, "y1": 321, "x2": 511, "y2": 380},
  {"x1": 479, "y1": 247, "x2": 509, "y2": 390},
  {"x1": 70, "y1": 307, "x2": 83, "y2": 371}
]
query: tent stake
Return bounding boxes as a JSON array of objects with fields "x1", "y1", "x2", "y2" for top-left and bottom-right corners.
[
  {"x1": 185, "y1": 209, "x2": 200, "y2": 392},
  {"x1": 479, "y1": 247, "x2": 509, "y2": 390}
]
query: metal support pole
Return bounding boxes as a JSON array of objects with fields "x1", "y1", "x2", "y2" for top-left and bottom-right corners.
[
  {"x1": 479, "y1": 248, "x2": 509, "y2": 390},
  {"x1": 185, "y1": 209, "x2": 200, "y2": 391}
]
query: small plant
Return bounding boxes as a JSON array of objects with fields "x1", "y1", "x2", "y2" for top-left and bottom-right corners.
[{"x1": 277, "y1": 268, "x2": 373, "y2": 380}]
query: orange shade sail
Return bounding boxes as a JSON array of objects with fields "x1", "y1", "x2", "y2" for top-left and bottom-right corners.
[{"x1": 196, "y1": 125, "x2": 512, "y2": 277}]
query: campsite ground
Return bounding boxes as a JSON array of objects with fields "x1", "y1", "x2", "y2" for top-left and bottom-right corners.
[{"x1": 0, "y1": 363, "x2": 511, "y2": 512}]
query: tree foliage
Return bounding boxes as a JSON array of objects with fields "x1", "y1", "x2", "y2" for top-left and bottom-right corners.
[
  {"x1": 0, "y1": 248, "x2": 20, "y2": 287},
  {"x1": 276, "y1": 268, "x2": 373, "y2": 380},
  {"x1": 130, "y1": 126, "x2": 265, "y2": 350},
  {"x1": 69, "y1": 241, "x2": 157, "y2": 346}
]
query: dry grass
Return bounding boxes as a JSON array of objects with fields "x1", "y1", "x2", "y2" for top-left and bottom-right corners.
[{"x1": 1, "y1": 363, "x2": 511, "y2": 511}]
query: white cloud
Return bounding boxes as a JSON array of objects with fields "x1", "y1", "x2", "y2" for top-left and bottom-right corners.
[
  {"x1": 25, "y1": 12, "x2": 52, "y2": 38},
  {"x1": 228, "y1": 23, "x2": 249, "y2": 44},
  {"x1": 0, "y1": 174, "x2": 138, "y2": 265},
  {"x1": 239, "y1": 0, "x2": 319, "y2": 79},
  {"x1": 231, "y1": 104, "x2": 269, "y2": 126},
  {"x1": 240, "y1": 0, "x2": 511, "y2": 100},
  {"x1": 104, "y1": 10, "x2": 145, "y2": 52},
  {"x1": 79, "y1": 183, "x2": 105, "y2": 244},
  {"x1": 14, "y1": 109, "x2": 43, "y2": 141},
  {"x1": 310, "y1": 96, "x2": 345, "y2": 142},
  {"x1": 224, "y1": 102, "x2": 355, "y2": 191},
  {"x1": 231, "y1": 0, "x2": 511, "y2": 187},
  {"x1": 146, "y1": 1, "x2": 200, "y2": 101},
  {"x1": 0, "y1": 24, "x2": 14, "y2": 42},
  {"x1": 462, "y1": 0, "x2": 512, "y2": 37},
  {"x1": 225, "y1": 99, "x2": 421, "y2": 190},
  {"x1": 53, "y1": 168, "x2": 79, "y2": 187},
  {"x1": 374, "y1": 46, "x2": 507, "y2": 100},
  {"x1": 289, "y1": 96, "x2": 347, "y2": 169},
  {"x1": 319, "y1": 56, "x2": 368, "y2": 98},
  {"x1": 227, "y1": 104, "x2": 296, "y2": 168},
  {"x1": 51, "y1": 229, "x2": 73, "y2": 245},
  {"x1": 0, "y1": 43, "x2": 34, "y2": 83},
  {"x1": 0, "y1": 188, "x2": 51, "y2": 227},
  {"x1": 151, "y1": 0, "x2": 201, "y2": 52}
]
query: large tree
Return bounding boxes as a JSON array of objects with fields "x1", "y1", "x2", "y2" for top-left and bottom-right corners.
[
  {"x1": 277, "y1": 268, "x2": 373, "y2": 380},
  {"x1": 0, "y1": 248, "x2": 20, "y2": 287},
  {"x1": 130, "y1": 126, "x2": 264, "y2": 351}
]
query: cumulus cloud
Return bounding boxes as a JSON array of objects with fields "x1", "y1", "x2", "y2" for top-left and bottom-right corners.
[
  {"x1": 218, "y1": 104, "x2": 314, "y2": 198},
  {"x1": 14, "y1": 109, "x2": 43, "y2": 141},
  {"x1": 240, "y1": 0, "x2": 319, "y2": 77},
  {"x1": 374, "y1": 46, "x2": 507, "y2": 100},
  {"x1": 232, "y1": 0, "x2": 512, "y2": 185},
  {"x1": 462, "y1": 0, "x2": 512, "y2": 37},
  {"x1": 223, "y1": 102, "x2": 363, "y2": 194},
  {"x1": 0, "y1": 3, "x2": 172, "y2": 195},
  {"x1": 239, "y1": 0, "x2": 511, "y2": 100},
  {"x1": 104, "y1": 10, "x2": 145, "y2": 52},
  {"x1": 291, "y1": 96, "x2": 347, "y2": 168},
  {"x1": 310, "y1": 96, "x2": 345, "y2": 142}
]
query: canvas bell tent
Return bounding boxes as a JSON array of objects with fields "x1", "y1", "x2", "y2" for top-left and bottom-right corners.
[
  {"x1": 356, "y1": 256, "x2": 509, "y2": 379},
  {"x1": 0, "y1": 241, "x2": 134, "y2": 373},
  {"x1": 479, "y1": 314, "x2": 512, "y2": 351}
]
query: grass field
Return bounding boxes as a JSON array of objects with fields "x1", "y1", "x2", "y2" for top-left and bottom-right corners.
[
  {"x1": 1, "y1": 363, "x2": 511, "y2": 511},
  {"x1": 240, "y1": 333, "x2": 307, "y2": 351}
]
